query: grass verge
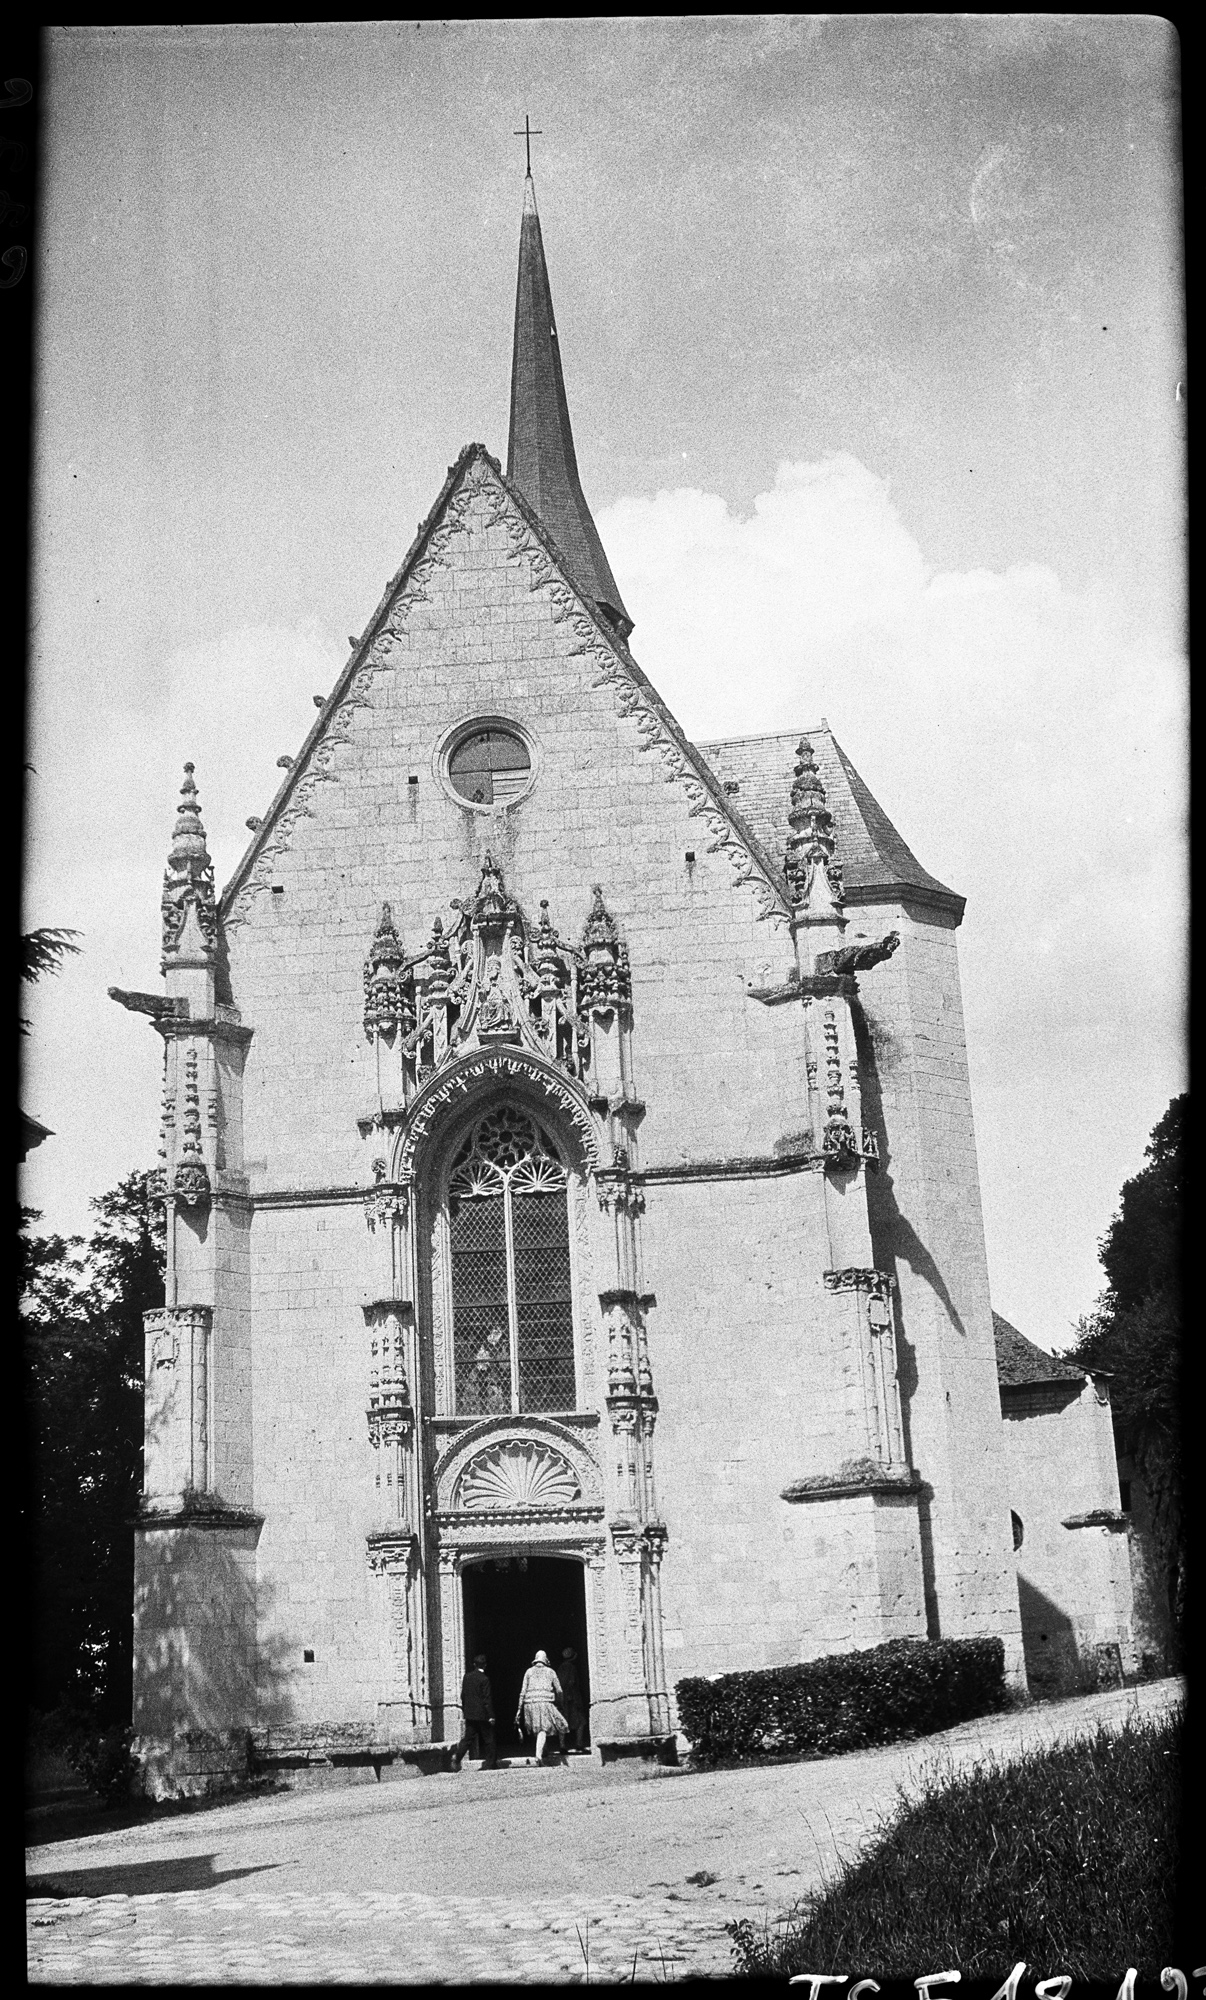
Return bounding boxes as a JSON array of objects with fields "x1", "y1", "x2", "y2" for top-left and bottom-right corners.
[{"x1": 729, "y1": 1710, "x2": 1181, "y2": 1982}]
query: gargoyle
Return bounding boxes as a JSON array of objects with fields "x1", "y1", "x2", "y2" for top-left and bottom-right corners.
[
  {"x1": 108, "y1": 987, "x2": 187, "y2": 1019},
  {"x1": 815, "y1": 931, "x2": 900, "y2": 976}
]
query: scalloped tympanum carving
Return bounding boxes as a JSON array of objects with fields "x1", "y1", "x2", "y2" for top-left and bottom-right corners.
[{"x1": 455, "y1": 1439, "x2": 582, "y2": 1512}]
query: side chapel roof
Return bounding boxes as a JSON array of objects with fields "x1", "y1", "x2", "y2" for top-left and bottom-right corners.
[
  {"x1": 992, "y1": 1310, "x2": 1085, "y2": 1389},
  {"x1": 693, "y1": 729, "x2": 965, "y2": 920}
]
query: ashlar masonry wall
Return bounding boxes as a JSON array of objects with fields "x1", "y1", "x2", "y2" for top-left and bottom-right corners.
[
  {"x1": 205, "y1": 453, "x2": 1013, "y2": 1729},
  {"x1": 1002, "y1": 1376, "x2": 1135, "y2": 1694},
  {"x1": 855, "y1": 894, "x2": 1025, "y2": 1683}
]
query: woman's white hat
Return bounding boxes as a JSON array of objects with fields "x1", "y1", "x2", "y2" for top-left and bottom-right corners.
[{"x1": 533, "y1": 1649, "x2": 549, "y2": 1665}]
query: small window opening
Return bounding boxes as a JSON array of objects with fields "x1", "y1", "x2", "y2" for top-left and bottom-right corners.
[
  {"x1": 1119, "y1": 1480, "x2": 1132, "y2": 1513},
  {"x1": 1011, "y1": 1510, "x2": 1024, "y2": 1551},
  {"x1": 448, "y1": 727, "x2": 531, "y2": 806},
  {"x1": 303, "y1": 1648, "x2": 315, "y2": 1663}
]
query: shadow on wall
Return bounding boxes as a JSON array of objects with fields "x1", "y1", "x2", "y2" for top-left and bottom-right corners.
[
  {"x1": 852, "y1": 996, "x2": 954, "y2": 1643},
  {"x1": 1015, "y1": 1573, "x2": 1125, "y2": 1697},
  {"x1": 1016, "y1": 1573, "x2": 1080, "y2": 1697},
  {"x1": 853, "y1": 999, "x2": 966, "y2": 1339},
  {"x1": 133, "y1": 1526, "x2": 299, "y2": 1784}
]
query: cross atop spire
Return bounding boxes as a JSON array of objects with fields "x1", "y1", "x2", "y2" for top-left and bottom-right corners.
[
  {"x1": 513, "y1": 113, "x2": 542, "y2": 177},
  {"x1": 506, "y1": 162, "x2": 632, "y2": 638}
]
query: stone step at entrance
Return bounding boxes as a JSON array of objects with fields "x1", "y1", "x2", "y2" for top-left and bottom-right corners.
[{"x1": 459, "y1": 1750, "x2": 593, "y2": 1771}]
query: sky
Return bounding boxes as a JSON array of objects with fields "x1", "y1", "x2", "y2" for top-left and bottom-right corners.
[{"x1": 22, "y1": 18, "x2": 1185, "y2": 1352}]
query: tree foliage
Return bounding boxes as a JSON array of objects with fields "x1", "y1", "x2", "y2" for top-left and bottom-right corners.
[
  {"x1": 22, "y1": 1170, "x2": 165, "y2": 1725},
  {"x1": 20, "y1": 926, "x2": 81, "y2": 1033},
  {"x1": 21, "y1": 926, "x2": 82, "y2": 985},
  {"x1": 1067, "y1": 1095, "x2": 1184, "y2": 1647}
]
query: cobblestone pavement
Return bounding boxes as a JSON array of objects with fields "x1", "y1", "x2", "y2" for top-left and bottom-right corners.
[
  {"x1": 27, "y1": 1679, "x2": 1181, "y2": 1985},
  {"x1": 26, "y1": 1885, "x2": 743, "y2": 1984}
]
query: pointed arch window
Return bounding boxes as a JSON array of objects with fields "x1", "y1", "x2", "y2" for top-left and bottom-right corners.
[{"x1": 447, "y1": 1107, "x2": 575, "y2": 1415}]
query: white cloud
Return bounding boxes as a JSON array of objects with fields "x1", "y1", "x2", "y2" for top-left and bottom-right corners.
[{"x1": 599, "y1": 457, "x2": 1187, "y2": 1345}]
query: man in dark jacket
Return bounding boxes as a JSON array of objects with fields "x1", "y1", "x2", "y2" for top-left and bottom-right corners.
[{"x1": 452, "y1": 1654, "x2": 497, "y2": 1770}]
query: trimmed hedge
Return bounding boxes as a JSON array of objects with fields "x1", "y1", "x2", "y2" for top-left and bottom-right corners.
[{"x1": 676, "y1": 1636, "x2": 1006, "y2": 1765}]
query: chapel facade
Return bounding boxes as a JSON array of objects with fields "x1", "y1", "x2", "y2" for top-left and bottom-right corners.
[{"x1": 116, "y1": 172, "x2": 1134, "y2": 1796}]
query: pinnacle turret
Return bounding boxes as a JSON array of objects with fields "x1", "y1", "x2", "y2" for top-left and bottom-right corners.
[
  {"x1": 161, "y1": 762, "x2": 217, "y2": 965},
  {"x1": 507, "y1": 174, "x2": 632, "y2": 638},
  {"x1": 785, "y1": 737, "x2": 845, "y2": 917}
]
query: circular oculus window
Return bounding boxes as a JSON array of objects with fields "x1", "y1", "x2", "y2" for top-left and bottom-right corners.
[{"x1": 445, "y1": 723, "x2": 533, "y2": 807}]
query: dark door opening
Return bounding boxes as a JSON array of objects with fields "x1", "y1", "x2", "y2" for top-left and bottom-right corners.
[{"x1": 461, "y1": 1555, "x2": 589, "y2": 1751}]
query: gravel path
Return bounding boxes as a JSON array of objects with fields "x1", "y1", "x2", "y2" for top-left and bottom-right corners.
[{"x1": 27, "y1": 1677, "x2": 1181, "y2": 1985}]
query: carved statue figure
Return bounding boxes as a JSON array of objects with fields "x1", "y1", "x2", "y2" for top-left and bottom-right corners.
[{"x1": 477, "y1": 957, "x2": 515, "y2": 1033}]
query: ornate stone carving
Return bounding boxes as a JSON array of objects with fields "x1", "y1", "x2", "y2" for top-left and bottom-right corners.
[
  {"x1": 366, "y1": 1528, "x2": 417, "y2": 1573},
  {"x1": 391, "y1": 1047, "x2": 600, "y2": 1185},
  {"x1": 365, "y1": 1302, "x2": 412, "y2": 1451},
  {"x1": 580, "y1": 886, "x2": 631, "y2": 1018},
  {"x1": 821, "y1": 1009, "x2": 858, "y2": 1171},
  {"x1": 360, "y1": 854, "x2": 625, "y2": 1097},
  {"x1": 363, "y1": 903, "x2": 413, "y2": 1044},
  {"x1": 172, "y1": 1047, "x2": 211, "y2": 1206},
  {"x1": 594, "y1": 1173, "x2": 645, "y2": 1217},
  {"x1": 364, "y1": 1160, "x2": 408, "y2": 1233},
  {"x1": 815, "y1": 931, "x2": 900, "y2": 976},
  {"x1": 824, "y1": 1267, "x2": 894, "y2": 1301},
  {"x1": 108, "y1": 986, "x2": 186, "y2": 1019},
  {"x1": 161, "y1": 764, "x2": 217, "y2": 963},
  {"x1": 456, "y1": 1439, "x2": 582, "y2": 1512},
  {"x1": 784, "y1": 738, "x2": 844, "y2": 914},
  {"x1": 143, "y1": 1305, "x2": 212, "y2": 1502}
]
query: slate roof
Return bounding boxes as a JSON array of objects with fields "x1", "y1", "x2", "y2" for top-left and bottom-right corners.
[
  {"x1": 507, "y1": 176, "x2": 631, "y2": 636},
  {"x1": 693, "y1": 728, "x2": 964, "y2": 918},
  {"x1": 992, "y1": 1311, "x2": 1085, "y2": 1389}
]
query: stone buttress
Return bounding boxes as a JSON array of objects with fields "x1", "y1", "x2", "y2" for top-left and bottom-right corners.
[{"x1": 112, "y1": 767, "x2": 259, "y2": 1798}]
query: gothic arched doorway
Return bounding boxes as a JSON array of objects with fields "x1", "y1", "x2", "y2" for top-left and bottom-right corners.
[{"x1": 461, "y1": 1555, "x2": 589, "y2": 1752}]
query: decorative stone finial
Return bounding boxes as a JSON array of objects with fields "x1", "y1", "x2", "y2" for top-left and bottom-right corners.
[
  {"x1": 161, "y1": 763, "x2": 217, "y2": 962},
  {"x1": 425, "y1": 913, "x2": 455, "y2": 996},
  {"x1": 363, "y1": 903, "x2": 411, "y2": 1043},
  {"x1": 785, "y1": 738, "x2": 844, "y2": 913},
  {"x1": 533, "y1": 899, "x2": 566, "y2": 1001},
  {"x1": 580, "y1": 886, "x2": 631, "y2": 1015}
]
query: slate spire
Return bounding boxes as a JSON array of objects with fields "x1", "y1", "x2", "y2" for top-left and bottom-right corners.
[{"x1": 507, "y1": 173, "x2": 632, "y2": 638}]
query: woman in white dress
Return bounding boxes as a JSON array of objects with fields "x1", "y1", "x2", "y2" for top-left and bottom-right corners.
[{"x1": 515, "y1": 1649, "x2": 569, "y2": 1765}]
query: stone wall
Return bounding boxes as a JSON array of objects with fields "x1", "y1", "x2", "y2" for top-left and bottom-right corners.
[
  {"x1": 1001, "y1": 1376, "x2": 1135, "y2": 1693},
  {"x1": 182, "y1": 455, "x2": 1028, "y2": 1738},
  {"x1": 856, "y1": 895, "x2": 1025, "y2": 1683}
]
